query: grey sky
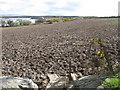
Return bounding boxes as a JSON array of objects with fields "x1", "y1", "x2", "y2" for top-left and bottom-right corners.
[{"x1": 0, "y1": 0, "x2": 119, "y2": 16}]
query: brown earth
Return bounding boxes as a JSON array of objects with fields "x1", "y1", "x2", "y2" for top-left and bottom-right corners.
[{"x1": 2, "y1": 18, "x2": 118, "y2": 83}]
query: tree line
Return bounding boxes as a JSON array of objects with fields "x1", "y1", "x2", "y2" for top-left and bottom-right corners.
[{"x1": 0, "y1": 19, "x2": 32, "y2": 27}]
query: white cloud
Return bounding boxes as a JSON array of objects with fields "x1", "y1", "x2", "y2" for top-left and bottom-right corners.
[
  {"x1": 0, "y1": 0, "x2": 119, "y2": 16},
  {"x1": 78, "y1": 0, "x2": 119, "y2": 16}
]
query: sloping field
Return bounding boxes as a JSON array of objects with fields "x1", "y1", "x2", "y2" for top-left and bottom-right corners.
[{"x1": 2, "y1": 18, "x2": 118, "y2": 82}]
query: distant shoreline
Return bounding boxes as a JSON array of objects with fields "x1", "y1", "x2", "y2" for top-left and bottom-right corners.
[{"x1": 0, "y1": 16, "x2": 119, "y2": 19}]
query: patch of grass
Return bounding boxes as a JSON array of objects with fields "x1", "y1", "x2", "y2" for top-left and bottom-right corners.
[{"x1": 102, "y1": 77, "x2": 120, "y2": 89}]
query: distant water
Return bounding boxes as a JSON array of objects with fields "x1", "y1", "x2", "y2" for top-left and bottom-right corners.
[{"x1": 0, "y1": 18, "x2": 36, "y2": 23}]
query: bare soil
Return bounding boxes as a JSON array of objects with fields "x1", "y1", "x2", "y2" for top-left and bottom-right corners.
[{"x1": 2, "y1": 18, "x2": 118, "y2": 82}]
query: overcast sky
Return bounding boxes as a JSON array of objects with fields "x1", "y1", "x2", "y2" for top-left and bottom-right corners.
[{"x1": 0, "y1": 0, "x2": 119, "y2": 16}]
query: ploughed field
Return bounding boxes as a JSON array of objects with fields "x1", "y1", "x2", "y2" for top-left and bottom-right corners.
[{"x1": 2, "y1": 18, "x2": 118, "y2": 82}]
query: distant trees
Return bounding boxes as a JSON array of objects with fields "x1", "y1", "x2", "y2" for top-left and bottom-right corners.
[
  {"x1": 35, "y1": 18, "x2": 45, "y2": 24},
  {"x1": 16, "y1": 19, "x2": 32, "y2": 26},
  {"x1": 0, "y1": 19, "x2": 32, "y2": 27},
  {"x1": 0, "y1": 20, "x2": 7, "y2": 27},
  {"x1": 0, "y1": 17, "x2": 80, "y2": 27},
  {"x1": 34, "y1": 17, "x2": 80, "y2": 25},
  {"x1": 46, "y1": 20, "x2": 53, "y2": 24},
  {"x1": 7, "y1": 20, "x2": 15, "y2": 27}
]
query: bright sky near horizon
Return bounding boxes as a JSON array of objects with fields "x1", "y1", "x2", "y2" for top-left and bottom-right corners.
[{"x1": 0, "y1": 0, "x2": 119, "y2": 16}]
